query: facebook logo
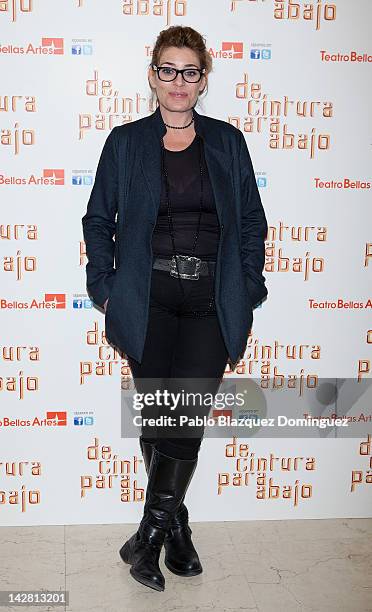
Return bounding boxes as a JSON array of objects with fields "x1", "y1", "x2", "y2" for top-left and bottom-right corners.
[
  {"x1": 73, "y1": 299, "x2": 83, "y2": 309},
  {"x1": 250, "y1": 49, "x2": 260, "y2": 59},
  {"x1": 72, "y1": 175, "x2": 82, "y2": 185},
  {"x1": 74, "y1": 417, "x2": 84, "y2": 426},
  {"x1": 72, "y1": 45, "x2": 82, "y2": 55}
]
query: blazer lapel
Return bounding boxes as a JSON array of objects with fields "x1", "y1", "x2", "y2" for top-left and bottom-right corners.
[
  {"x1": 203, "y1": 143, "x2": 233, "y2": 226},
  {"x1": 140, "y1": 129, "x2": 163, "y2": 222}
]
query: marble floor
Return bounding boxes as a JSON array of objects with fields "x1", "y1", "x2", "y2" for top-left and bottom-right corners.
[{"x1": 0, "y1": 518, "x2": 371, "y2": 612}]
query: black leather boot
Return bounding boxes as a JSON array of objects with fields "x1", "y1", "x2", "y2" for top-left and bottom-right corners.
[
  {"x1": 119, "y1": 446, "x2": 198, "y2": 591},
  {"x1": 139, "y1": 437, "x2": 203, "y2": 577},
  {"x1": 139, "y1": 437, "x2": 189, "y2": 523}
]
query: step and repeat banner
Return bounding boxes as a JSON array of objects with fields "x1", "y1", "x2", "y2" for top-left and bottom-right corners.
[{"x1": 1, "y1": 0, "x2": 371, "y2": 526}]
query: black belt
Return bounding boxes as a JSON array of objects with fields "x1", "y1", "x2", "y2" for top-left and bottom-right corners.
[{"x1": 152, "y1": 255, "x2": 216, "y2": 280}]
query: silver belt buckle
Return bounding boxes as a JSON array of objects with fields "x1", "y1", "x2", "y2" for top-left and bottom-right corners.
[{"x1": 170, "y1": 254, "x2": 201, "y2": 280}]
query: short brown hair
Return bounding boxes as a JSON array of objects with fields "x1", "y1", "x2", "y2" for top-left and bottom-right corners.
[{"x1": 149, "y1": 25, "x2": 212, "y2": 101}]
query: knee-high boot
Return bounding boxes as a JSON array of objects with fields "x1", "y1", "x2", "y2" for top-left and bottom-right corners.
[
  {"x1": 139, "y1": 437, "x2": 203, "y2": 577},
  {"x1": 119, "y1": 445, "x2": 198, "y2": 591}
]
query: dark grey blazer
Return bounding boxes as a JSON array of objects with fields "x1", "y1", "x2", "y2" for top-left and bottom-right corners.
[{"x1": 82, "y1": 105, "x2": 268, "y2": 368}]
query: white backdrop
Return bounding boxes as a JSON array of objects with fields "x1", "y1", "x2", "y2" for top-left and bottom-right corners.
[{"x1": 1, "y1": 0, "x2": 371, "y2": 526}]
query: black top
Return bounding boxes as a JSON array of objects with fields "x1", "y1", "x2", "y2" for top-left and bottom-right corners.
[{"x1": 151, "y1": 135, "x2": 220, "y2": 260}]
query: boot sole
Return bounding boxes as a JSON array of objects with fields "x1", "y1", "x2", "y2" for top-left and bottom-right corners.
[
  {"x1": 164, "y1": 558, "x2": 203, "y2": 576},
  {"x1": 130, "y1": 567, "x2": 165, "y2": 591},
  {"x1": 119, "y1": 543, "x2": 165, "y2": 592}
]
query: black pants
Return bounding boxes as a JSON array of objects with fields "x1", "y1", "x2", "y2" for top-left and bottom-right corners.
[{"x1": 127, "y1": 266, "x2": 229, "y2": 460}]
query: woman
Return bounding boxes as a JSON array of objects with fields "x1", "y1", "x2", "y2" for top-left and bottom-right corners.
[{"x1": 82, "y1": 25, "x2": 268, "y2": 592}]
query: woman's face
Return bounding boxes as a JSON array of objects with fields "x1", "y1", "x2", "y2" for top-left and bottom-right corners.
[{"x1": 148, "y1": 45, "x2": 207, "y2": 115}]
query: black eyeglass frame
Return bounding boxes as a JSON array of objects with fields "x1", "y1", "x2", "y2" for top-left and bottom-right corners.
[{"x1": 152, "y1": 64, "x2": 206, "y2": 83}]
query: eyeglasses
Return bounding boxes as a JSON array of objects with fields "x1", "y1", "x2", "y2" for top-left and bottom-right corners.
[{"x1": 152, "y1": 65, "x2": 205, "y2": 83}]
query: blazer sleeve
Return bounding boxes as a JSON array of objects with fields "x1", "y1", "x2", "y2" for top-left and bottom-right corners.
[
  {"x1": 81, "y1": 127, "x2": 118, "y2": 308},
  {"x1": 238, "y1": 129, "x2": 268, "y2": 308}
]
